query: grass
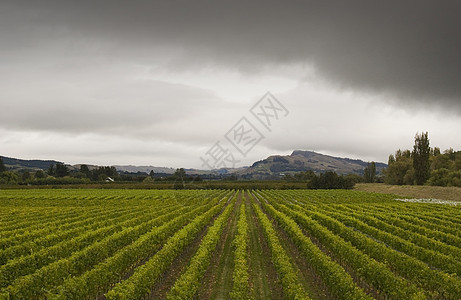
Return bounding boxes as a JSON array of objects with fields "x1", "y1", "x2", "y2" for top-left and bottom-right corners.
[{"x1": 355, "y1": 183, "x2": 461, "y2": 201}]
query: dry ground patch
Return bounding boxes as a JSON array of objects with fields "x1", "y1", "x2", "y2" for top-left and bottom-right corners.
[{"x1": 355, "y1": 183, "x2": 461, "y2": 201}]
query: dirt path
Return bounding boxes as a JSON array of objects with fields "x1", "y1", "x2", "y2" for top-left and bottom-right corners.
[
  {"x1": 197, "y1": 191, "x2": 242, "y2": 299},
  {"x1": 245, "y1": 191, "x2": 284, "y2": 300}
]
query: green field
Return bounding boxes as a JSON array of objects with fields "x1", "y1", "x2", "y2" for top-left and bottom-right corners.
[{"x1": 1, "y1": 189, "x2": 461, "y2": 299}]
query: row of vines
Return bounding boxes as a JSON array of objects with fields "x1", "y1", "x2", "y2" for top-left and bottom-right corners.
[{"x1": 1, "y1": 189, "x2": 460, "y2": 299}]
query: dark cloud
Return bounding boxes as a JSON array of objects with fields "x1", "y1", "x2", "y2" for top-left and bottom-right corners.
[
  {"x1": 2, "y1": 0, "x2": 461, "y2": 167},
  {"x1": 2, "y1": 0, "x2": 460, "y2": 109}
]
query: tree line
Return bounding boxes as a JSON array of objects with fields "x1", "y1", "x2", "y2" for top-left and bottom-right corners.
[
  {"x1": 0, "y1": 160, "x2": 204, "y2": 186},
  {"x1": 2, "y1": 132, "x2": 458, "y2": 188},
  {"x1": 284, "y1": 170, "x2": 357, "y2": 189},
  {"x1": 0, "y1": 161, "x2": 122, "y2": 185},
  {"x1": 385, "y1": 132, "x2": 461, "y2": 187}
]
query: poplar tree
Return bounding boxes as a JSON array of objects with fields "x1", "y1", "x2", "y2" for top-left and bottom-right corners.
[
  {"x1": 364, "y1": 161, "x2": 376, "y2": 183},
  {"x1": 412, "y1": 132, "x2": 430, "y2": 185}
]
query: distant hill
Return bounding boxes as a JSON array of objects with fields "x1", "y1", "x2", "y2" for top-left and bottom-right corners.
[
  {"x1": 0, "y1": 156, "x2": 61, "y2": 171},
  {"x1": 2, "y1": 150, "x2": 386, "y2": 179},
  {"x1": 237, "y1": 150, "x2": 387, "y2": 179},
  {"x1": 113, "y1": 165, "x2": 247, "y2": 176},
  {"x1": 113, "y1": 165, "x2": 177, "y2": 175}
]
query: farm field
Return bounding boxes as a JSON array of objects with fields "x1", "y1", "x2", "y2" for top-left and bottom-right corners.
[{"x1": 1, "y1": 189, "x2": 461, "y2": 299}]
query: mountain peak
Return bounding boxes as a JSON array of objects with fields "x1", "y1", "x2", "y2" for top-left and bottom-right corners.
[{"x1": 290, "y1": 150, "x2": 318, "y2": 158}]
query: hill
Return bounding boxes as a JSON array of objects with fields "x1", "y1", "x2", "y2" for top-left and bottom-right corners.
[
  {"x1": 0, "y1": 156, "x2": 61, "y2": 171},
  {"x1": 113, "y1": 165, "x2": 176, "y2": 175},
  {"x1": 238, "y1": 150, "x2": 386, "y2": 179}
]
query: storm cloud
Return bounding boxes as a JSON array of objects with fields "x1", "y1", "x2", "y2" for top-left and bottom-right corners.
[
  {"x1": 1, "y1": 1, "x2": 460, "y2": 167},
  {"x1": 3, "y1": 1, "x2": 460, "y2": 106}
]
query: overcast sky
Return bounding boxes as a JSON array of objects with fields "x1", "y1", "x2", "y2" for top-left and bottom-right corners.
[{"x1": 1, "y1": 0, "x2": 460, "y2": 169}]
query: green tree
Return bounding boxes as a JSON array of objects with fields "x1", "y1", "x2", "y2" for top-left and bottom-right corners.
[
  {"x1": 427, "y1": 168, "x2": 450, "y2": 186},
  {"x1": 35, "y1": 170, "x2": 46, "y2": 179},
  {"x1": 173, "y1": 168, "x2": 186, "y2": 189},
  {"x1": 388, "y1": 154, "x2": 395, "y2": 165},
  {"x1": 384, "y1": 150, "x2": 413, "y2": 185},
  {"x1": 55, "y1": 163, "x2": 69, "y2": 178},
  {"x1": 90, "y1": 166, "x2": 119, "y2": 181},
  {"x1": 47, "y1": 164, "x2": 55, "y2": 176},
  {"x1": 412, "y1": 132, "x2": 430, "y2": 185},
  {"x1": 445, "y1": 147, "x2": 456, "y2": 160},
  {"x1": 430, "y1": 153, "x2": 451, "y2": 171},
  {"x1": 285, "y1": 170, "x2": 316, "y2": 182},
  {"x1": 149, "y1": 170, "x2": 155, "y2": 179},
  {"x1": 363, "y1": 161, "x2": 376, "y2": 183},
  {"x1": 22, "y1": 171, "x2": 31, "y2": 182},
  {"x1": 308, "y1": 171, "x2": 355, "y2": 189},
  {"x1": 454, "y1": 155, "x2": 461, "y2": 171},
  {"x1": 143, "y1": 176, "x2": 154, "y2": 183},
  {"x1": 73, "y1": 172, "x2": 87, "y2": 179},
  {"x1": 80, "y1": 164, "x2": 91, "y2": 178},
  {"x1": 0, "y1": 171, "x2": 20, "y2": 184},
  {"x1": 0, "y1": 157, "x2": 6, "y2": 173},
  {"x1": 98, "y1": 173, "x2": 108, "y2": 181}
]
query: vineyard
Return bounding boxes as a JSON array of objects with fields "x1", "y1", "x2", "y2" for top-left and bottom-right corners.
[{"x1": 1, "y1": 189, "x2": 460, "y2": 299}]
